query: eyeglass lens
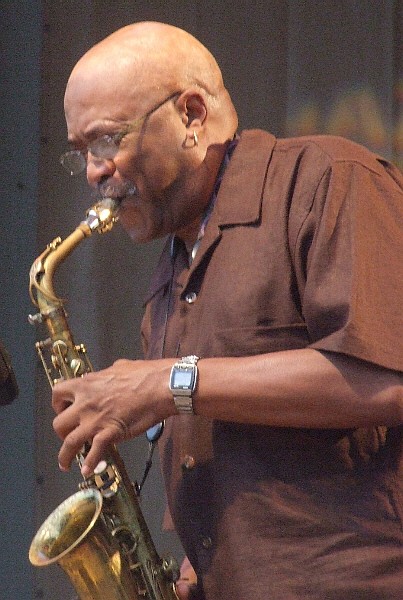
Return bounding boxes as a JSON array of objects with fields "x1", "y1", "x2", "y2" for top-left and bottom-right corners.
[
  {"x1": 60, "y1": 150, "x2": 86, "y2": 176},
  {"x1": 60, "y1": 136, "x2": 121, "y2": 175}
]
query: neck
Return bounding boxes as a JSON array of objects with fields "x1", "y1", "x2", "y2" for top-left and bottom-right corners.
[
  {"x1": 175, "y1": 138, "x2": 233, "y2": 253},
  {"x1": 176, "y1": 218, "x2": 202, "y2": 254}
]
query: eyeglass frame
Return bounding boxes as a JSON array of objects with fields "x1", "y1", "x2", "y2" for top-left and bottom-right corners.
[{"x1": 60, "y1": 91, "x2": 181, "y2": 176}]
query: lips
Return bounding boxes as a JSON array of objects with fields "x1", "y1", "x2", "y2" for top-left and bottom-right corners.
[{"x1": 99, "y1": 180, "x2": 138, "y2": 201}]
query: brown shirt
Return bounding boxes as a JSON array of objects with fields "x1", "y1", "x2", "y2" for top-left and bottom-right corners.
[{"x1": 142, "y1": 130, "x2": 403, "y2": 599}]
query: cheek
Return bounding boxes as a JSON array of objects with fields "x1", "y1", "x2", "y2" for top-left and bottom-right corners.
[
  {"x1": 149, "y1": 154, "x2": 183, "y2": 190},
  {"x1": 116, "y1": 135, "x2": 185, "y2": 192}
]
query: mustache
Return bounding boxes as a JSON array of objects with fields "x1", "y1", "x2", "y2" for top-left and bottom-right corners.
[{"x1": 96, "y1": 180, "x2": 138, "y2": 199}]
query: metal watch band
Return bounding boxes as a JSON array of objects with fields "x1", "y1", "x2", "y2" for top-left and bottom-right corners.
[
  {"x1": 169, "y1": 355, "x2": 200, "y2": 414},
  {"x1": 173, "y1": 395, "x2": 194, "y2": 414}
]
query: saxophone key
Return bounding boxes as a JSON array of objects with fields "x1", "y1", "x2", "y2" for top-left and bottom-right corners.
[{"x1": 94, "y1": 460, "x2": 120, "y2": 497}]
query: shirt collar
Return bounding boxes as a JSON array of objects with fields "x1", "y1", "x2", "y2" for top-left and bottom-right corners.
[{"x1": 190, "y1": 137, "x2": 239, "y2": 263}]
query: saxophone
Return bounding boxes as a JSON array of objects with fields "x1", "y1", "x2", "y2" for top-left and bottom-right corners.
[{"x1": 28, "y1": 198, "x2": 180, "y2": 600}]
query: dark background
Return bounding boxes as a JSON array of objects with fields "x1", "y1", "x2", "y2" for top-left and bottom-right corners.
[{"x1": 0, "y1": 1, "x2": 401, "y2": 598}]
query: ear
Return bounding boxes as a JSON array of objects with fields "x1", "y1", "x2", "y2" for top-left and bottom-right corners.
[{"x1": 176, "y1": 89, "x2": 207, "y2": 130}]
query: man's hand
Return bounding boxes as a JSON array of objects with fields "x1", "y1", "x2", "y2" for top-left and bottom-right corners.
[
  {"x1": 175, "y1": 556, "x2": 198, "y2": 600},
  {"x1": 52, "y1": 358, "x2": 174, "y2": 477}
]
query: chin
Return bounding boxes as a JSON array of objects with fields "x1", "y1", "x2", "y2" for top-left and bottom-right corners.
[
  {"x1": 119, "y1": 221, "x2": 160, "y2": 245},
  {"x1": 118, "y1": 202, "x2": 167, "y2": 244},
  {"x1": 122, "y1": 225, "x2": 150, "y2": 244},
  {"x1": 117, "y1": 211, "x2": 147, "y2": 243}
]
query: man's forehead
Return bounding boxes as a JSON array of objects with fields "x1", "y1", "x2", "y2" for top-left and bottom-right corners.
[
  {"x1": 67, "y1": 54, "x2": 130, "y2": 96},
  {"x1": 64, "y1": 75, "x2": 173, "y2": 146},
  {"x1": 67, "y1": 51, "x2": 171, "y2": 114}
]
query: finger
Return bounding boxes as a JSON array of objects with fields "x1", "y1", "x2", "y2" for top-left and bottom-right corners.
[
  {"x1": 52, "y1": 381, "x2": 76, "y2": 414},
  {"x1": 80, "y1": 429, "x2": 118, "y2": 478},
  {"x1": 175, "y1": 582, "x2": 191, "y2": 600},
  {"x1": 53, "y1": 406, "x2": 80, "y2": 440},
  {"x1": 57, "y1": 425, "x2": 92, "y2": 472}
]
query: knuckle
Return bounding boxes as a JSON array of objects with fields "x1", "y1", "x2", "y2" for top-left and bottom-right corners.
[
  {"x1": 52, "y1": 415, "x2": 63, "y2": 436},
  {"x1": 112, "y1": 417, "x2": 130, "y2": 439},
  {"x1": 63, "y1": 430, "x2": 82, "y2": 452}
]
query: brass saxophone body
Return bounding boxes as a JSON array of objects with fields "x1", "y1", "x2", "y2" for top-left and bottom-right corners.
[{"x1": 28, "y1": 199, "x2": 179, "y2": 600}]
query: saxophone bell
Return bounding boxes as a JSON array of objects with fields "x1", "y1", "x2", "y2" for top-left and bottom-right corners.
[{"x1": 29, "y1": 488, "x2": 142, "y2": 600}]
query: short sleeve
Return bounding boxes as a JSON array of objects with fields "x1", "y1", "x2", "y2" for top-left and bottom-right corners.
[{"x1": 298, "y1": 156, "x2": 403, "y2": 371}]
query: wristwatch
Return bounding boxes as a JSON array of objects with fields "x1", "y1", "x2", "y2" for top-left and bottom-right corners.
[{"x1": 169, "y1": 355, "x2": 200, "y2": 414}]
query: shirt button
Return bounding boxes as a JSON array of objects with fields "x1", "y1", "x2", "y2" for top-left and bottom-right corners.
[
  {"x1": 181, "y1": 455, "x2": 196, "y2": 470},
  {"x1": 201, "y1": 536, "x2": 213, "y2": 549},
  {"x1": 185, "y1": 292, "x2": 197, "y2": 304}
]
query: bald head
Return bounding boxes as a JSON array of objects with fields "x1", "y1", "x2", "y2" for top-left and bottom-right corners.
[
  {"x1": 65, "y1": 22, "x2": 237, "y2": 133},
  {"x1": 63, "y1": 23, "x2": 239, "y2": 245}
]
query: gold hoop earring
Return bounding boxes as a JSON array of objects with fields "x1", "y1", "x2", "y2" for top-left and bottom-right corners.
[{"x1": 192, "y1": 131, "x2": 198, "y2": 146}]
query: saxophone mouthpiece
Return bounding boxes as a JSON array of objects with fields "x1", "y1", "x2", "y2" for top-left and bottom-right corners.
[
  {"x1": 99, "y1": 197, "x2": 120, "y2": 211},
  {"x1": 85, "y1": 198, "x2": 119, "y2": 233}
]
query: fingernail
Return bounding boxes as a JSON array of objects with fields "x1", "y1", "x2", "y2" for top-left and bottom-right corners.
[
  {"x1": 81, "y1": 465, "x2": 91, "y2": 478},
  {"x1": 58, "y1": 462, "x2": 69, "y2": 472}
]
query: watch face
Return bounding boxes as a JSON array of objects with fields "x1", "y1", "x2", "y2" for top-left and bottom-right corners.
[{"x1": 171, "y1": 368, "x2": 194, "y2": 390}]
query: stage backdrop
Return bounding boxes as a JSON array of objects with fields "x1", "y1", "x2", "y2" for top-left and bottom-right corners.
[{"x1": 0, "y1": 1, "x2": 401, "y2": 599}]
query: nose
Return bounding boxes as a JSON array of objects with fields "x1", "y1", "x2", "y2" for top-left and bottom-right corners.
[{"x1": 86, "y1": 152, "x2": 116, "y2": 187}]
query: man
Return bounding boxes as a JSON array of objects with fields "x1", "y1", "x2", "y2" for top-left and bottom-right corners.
[{"x1": 52, "y1": 22, "x2": 403, "y2": 600}]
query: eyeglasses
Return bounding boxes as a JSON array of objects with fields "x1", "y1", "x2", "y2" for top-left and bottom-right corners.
[{"x1": 60, "y1": 91, "x2": 181, "y2": 176}]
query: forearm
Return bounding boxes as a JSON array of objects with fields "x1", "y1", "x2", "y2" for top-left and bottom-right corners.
[
  {"x1": 52, "y1": 348, "x2": 402, "y2": 476},
  {"x1": 193, "y1": 349, "x2": 403, "y2": 428}
]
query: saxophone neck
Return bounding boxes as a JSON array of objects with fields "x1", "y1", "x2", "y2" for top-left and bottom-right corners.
[{"x1": 29, "y1": 198, "x2": 119, "y2": 312}]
